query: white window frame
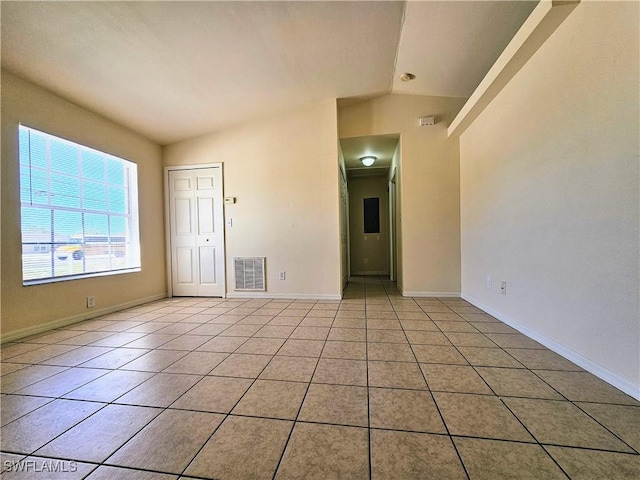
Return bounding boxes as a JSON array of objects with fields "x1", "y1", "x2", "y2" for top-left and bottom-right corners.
[{"x1": 19, "y1": 125, "x2": 141, "y2": 285}]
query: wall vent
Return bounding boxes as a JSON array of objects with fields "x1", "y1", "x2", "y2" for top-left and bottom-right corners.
[{"x1": 234, "y1": 257, "x2": 266, "y2": 291}]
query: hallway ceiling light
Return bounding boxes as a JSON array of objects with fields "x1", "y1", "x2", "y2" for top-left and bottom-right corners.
[{"x1": 360, "y1": 156, "x2": 376, "y2": 167}]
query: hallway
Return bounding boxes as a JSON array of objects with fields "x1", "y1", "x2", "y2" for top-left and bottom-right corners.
[{"x1": 1, "y1": 277, "x2": 638, "y2": 479}]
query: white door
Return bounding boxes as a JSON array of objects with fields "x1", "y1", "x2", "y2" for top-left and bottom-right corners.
[{"x1": 168, "y1": 167, "x2": 224, "y2": 296}]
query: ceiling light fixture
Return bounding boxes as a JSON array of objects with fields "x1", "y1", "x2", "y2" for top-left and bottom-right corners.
[
  {"x1": 400, "y1": 72, "x2": 416, "y2": 82},
  {"x1": 360, "y1": 156, "x2": 376, "y2": 167}
]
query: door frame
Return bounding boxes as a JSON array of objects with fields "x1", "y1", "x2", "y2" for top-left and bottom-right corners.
[{"x1": 164, "y1": 163, "x2": 226, "y2": 298}]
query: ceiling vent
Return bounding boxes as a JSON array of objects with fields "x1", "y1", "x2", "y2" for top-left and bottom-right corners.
[{"x1": 234, "y1": 257, "x2": 266, "y2": 291}]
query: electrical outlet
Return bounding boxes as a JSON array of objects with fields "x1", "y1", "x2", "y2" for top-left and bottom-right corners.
[
  {"x1": 87, "y1": 296, "x2": 96, "y2": 308},
  {"x1": 364, "y1": 258, "x2": 368, "y2": 264},
  {"x1": 279, "y1": 271, "x2": 286, "y2": 280},
  {"x1": 500, "y1": 281, "x2": 507, "y2": 295}
]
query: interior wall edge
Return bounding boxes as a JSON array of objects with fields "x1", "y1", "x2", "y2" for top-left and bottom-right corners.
[
  {"x1": 462, "y1": 293, "x2": 640, "y2": 401},
  {"x1": 0, "y1": 293, "x2": 167, "y2": 344}
]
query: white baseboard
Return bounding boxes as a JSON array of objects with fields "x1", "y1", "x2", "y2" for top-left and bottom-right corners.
[
  {"x1": 461, "y1": 293, "x2": 640, "y2": 401},
  {"x1": 1, "y1": 293, "x2": 167, "y2": 344},
  {"x1": 226, "y1": 292, "x2": 342, "y2": 301},
  {"x1": 403, "y1": 291, "x2": 461, "y2": 298}
]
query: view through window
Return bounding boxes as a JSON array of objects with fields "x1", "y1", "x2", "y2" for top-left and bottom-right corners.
[{"x1": 19, "y1": 125, "x2": 141, "y2": 284}]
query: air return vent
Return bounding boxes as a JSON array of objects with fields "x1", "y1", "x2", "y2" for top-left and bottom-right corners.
[{"x1": 234, "y1": 257, "x2": 266, "y2": 291}]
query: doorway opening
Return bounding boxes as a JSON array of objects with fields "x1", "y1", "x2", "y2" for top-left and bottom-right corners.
[{"x1": 339, "y1": 134, "x2": 400, "y2": 283}]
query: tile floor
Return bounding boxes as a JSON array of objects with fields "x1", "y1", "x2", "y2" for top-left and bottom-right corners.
[{"x1": 1, "y1": 277, "x2": 638, "y2": 479}]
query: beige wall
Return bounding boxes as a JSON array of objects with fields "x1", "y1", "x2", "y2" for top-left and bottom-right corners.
[
  {"x1": 1, "y1": 71, "x2": 166, "y2": 340},
  {"x1": 339, "y1": 94, "x2": 466, "y2": 295},
  {"x1": 164, "y1": 100, "x2": 342, "y2": 299},
  {"x1": 459, "y1": 2, "x2": 639, "y2": 396},
  {"x1": 348, "y1": 176, "x2": 389, "y2": 275}
]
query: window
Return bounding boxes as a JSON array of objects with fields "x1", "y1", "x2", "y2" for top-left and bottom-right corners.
[{"x1": 19, "y1": 125, "x2": 141, "y2": 284}]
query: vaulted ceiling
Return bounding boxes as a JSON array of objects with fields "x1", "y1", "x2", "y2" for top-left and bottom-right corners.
[{"x1": 1, "y1": 1, "x2": 537, "y2": 145}]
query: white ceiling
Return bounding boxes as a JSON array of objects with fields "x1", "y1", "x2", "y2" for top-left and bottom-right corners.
[
  {"x1": 1, "y1": 1, "x2": 537, "y2": 146},
  {"x1": 341, "y1": 135, "x2": 400, "y2": 175}
]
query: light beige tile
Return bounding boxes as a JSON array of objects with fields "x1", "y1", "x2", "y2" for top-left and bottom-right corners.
[
  {"x1": 255, "y1": 325, "x2": 296, "y2": 338},
  {"x1": 576, "y1": 402, "x2": 640, "y2": 452},
  {"x1": 476, "y1": 367, "x2": 562, "y2": 399},
  {"x1": 0, "y1": 363, "x2": 27, "y2": 376},
  {"x1": 186, "y1": 416, "x2": 293, "y2": 480},
  {"x1": 157, "y1": 335, "x2": 213, "y2": 351},
  {"x1": 535, "y1": 370, "x2": 639, "y2": 405},
  {"x1": 368, "y1": 343, "x2": 415, "y2": 362},
  {"x1": 289, "y1": 326, "x2": 330, "y2": 340},
  {"x1": 405, "y1": 331, "x2": 452, "y2": 346},
  {"x1": 420, "y1": 364, "x2": 492, "y2": 394},
  {"x1": 119, "y1": 349, "x2": 188, "y2": 372},
  {"x1": 367, "y1": 329, "x2": 408, "y2": 344},
  {"x1": 0, "y1": 395, "x2": 53, "y2": 427},
  {"x1": 115, "y1": 373, "x2": 201, "y2": 408},
  {"x1": 321, "y1": 341, "x2": 366, "y2": 360},
  {"x1": 505, "y1": 348, "x2": 582, "y2": 371},
  {"x1": 369, "y1": 361, "x2": 427, "y2": 390},
  {"x1": 0, "y1": 399, "x2": 104, "y2": 453},
  {"x1": 444, "y1": 332, "x2": 497, "y2": 347},
  {"x1": 504, "y1": 397, "x2": 633, "y2": 451},
  {"x1": 470, "y1": 322, "x2": 518, "y2": 334},
  {"x1": 332, "y1": 318, "x2": 365, "y2": 328},
  {"x1": 80, "y1": 347, "x2": 150, "y2": 369},
  {"x1": 278, "y1": 339, "x2": 324, "y2": 357},
  {"x1": 259, "y1": 355, "x2": 318, "y2": 382},
  {"x1": 209, "y1": 353, "x2": 272, "y2": 378},
  {"x1": 116, "y1": 333, "x2": 179, "y2": 349},
  {"x1": 235, "y1": 337, "x2": 286, "y2": 355},
  {"x1": 36, "y1": 404, "x2": 160, "y2": 462},
  {"x1": 545, "y1": 446, "x2": 640, "y2": 480},
  {"x1": 312, "y1": 358, "x2": 367, "y2": 386},
  {"x1": 172, "y1": 376, "x2": 252, "y2": 413},
  {"x1": 413, "y1": 345, "x2": 468, "y2": 365},
  {"x1": 219, "y1": 324, "x2": 262, "y2": 337},
  {"x1": 108, "y1": 409, "x2": 224, "y2": 474},
  {"x1": 161, "y1": 351, "x2": 228, "y2": 374},
  {"x1": 369, "y1": 388, "x2": 445, "y2": 433},
  {"x1": 0, "y1": 365, "x2": 68, "y2": 393},
  {"x1": 232, "y1": 380, "x2": 307, "y2": 420},
  {"x1": 485, "y1": 333, "x2": 544, "y2": 348},
  {"x1": 298, "y1": 384, "x2": 368, "y2": 426},
  {"x1": 434, "y1": 392, "x2": 534, "y2": 442},
  {"x1": 85, "y1": 466, "x2": 177, "y2": 479},
  {"x1": 371, "y1": 429, "x2": 466, "y2": 480},
  {"x1": 7, "y1": 344, "x2": 79, "y2": 364},
  {"x1": 434, "y1": 321, "x2": 478, "y2": 332},
  {"x1": 327, "y1": 327, "x2": 366, "y2": 342},
  {"x1": 16, "y1": 368, "x2": 108, "y2": 398},
  {"x1": 299, "y1": 317, "x2": 333, "y2": 327},
  {"x1": 399, "y1": 320, "x2": 439, "y2": 331},
  {"x1": 455, "y1": 437, "x2": 567, "y2": 480},
  {"x1": 366, "y1": 318, "x2": 402, "y2": 330},
  {"x1": 42, "y1": 346, "x2": 111, "y2": 367},
  {"x1": 275, "y1": 423, "x2": 368, "y2": 480},
  {"x1": 457, "y1": 347, "x2": 524, "y2": 368},
  {"x1": 63, "y1": 370, "x2": 154, "y2": 402},
  {"x1": 196, "y1": 335, "x2": 247, "y2": 353},
  {"x1": 89, "y1": 332, "x2": 146, "y2": 347},
  {"x1": 268, "y1": 316, "x2": 304, "y2": 326}
]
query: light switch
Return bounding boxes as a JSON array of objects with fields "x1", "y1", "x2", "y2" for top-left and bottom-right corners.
[{"x1": 226, "y1": 218, "x2": 233, "y2": 227}]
